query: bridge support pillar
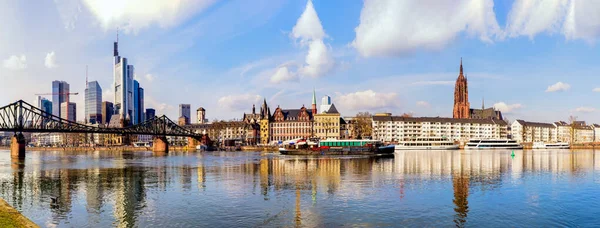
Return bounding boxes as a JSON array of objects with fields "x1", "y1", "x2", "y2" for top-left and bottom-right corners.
[
  {"x1": 10, "y1": 133, "x2": 26, "y2": 158},
  {"x1": 153, "y1": 137, "x2": 169, "y2": 153}
]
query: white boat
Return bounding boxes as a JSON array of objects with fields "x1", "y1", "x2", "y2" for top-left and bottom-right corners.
[
  {"x1": 532, "y1": 142, "x2": 570, "y2": 149},
  {"x1": 465, "y1": 139, "x2": 523, "y2": 150},
  {"x1": 395, "y1": 137, "x2": 459, "y2": 150}
]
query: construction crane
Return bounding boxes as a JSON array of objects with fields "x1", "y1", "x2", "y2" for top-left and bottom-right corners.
[{"x1": 34, "y1": 92, "x2": 79, "y2": 121}]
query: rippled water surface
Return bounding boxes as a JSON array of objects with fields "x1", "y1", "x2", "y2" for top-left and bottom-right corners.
[{"x1": 1, "y1": 149, "x2": 600, "y2": 227}]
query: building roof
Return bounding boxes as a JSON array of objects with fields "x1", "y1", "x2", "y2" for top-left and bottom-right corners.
[
  {"x1": 323, "y1": 103, "x2": 339, "y2": 114},
  {"x1": 554, "y1": 121, "x2": 569, "y2": 126},
  {"x1": 339, "y1": 117, "x2": 347, "y2": 125},
  {"x1": 515, "y1": 120, "x2": 555, "y2": 128},
  {"x1": 197, "y1": 107, "x2": 205, "y2": 111},
  {"x1": 593, "y1": 124, "x2": 600, "y2": 128},
  {"x1": 372, "y1": 116, "x2": 508, "y2": 126},
  {"x1": 279, "y1": 109, "x2": 313, "y2": 121}
]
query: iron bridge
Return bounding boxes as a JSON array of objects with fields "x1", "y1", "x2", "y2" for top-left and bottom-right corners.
[{"x1": 0, "y1": 100, "x2": 202, "y2": 137}]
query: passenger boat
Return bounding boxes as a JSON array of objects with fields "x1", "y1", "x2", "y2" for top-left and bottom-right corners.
[
  {"x1": 279, "y1": 139, "x2": 394, "y2": 156},
  {"x1": 465, "y1": 139, "x2": 523, "y2": 150},
  {"x1": 394, "y1": 137, "x2": 459, "y2": 150},
  {"x1": 532, "y1": 142, "x2": 570, "y2": 149}
]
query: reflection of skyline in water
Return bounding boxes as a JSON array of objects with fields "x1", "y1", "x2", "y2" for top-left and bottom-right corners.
[{"x1": 0, "y1": 150, "x2": 598, "y2": 227}]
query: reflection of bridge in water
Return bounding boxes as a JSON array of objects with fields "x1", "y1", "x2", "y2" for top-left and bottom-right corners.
[{"x1": 0, "y1": 100, "x2": 209, "y2": 157}]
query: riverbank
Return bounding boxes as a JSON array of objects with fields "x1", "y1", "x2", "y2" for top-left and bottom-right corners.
[
  {"x1": 0, "y1": 198, "x2": 38, "y2": 228},
  {"x1": 0, "y1": 146, "x2": 197, "y2": 152}
]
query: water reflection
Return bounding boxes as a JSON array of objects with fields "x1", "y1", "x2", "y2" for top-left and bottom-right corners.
[{"x1": 0, "y1": 150, "x2": 598, "y2": 227}]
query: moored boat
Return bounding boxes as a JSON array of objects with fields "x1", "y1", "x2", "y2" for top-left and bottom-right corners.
[
  {"x1": 279, "y1": 139, "x2": 394, "y2": 156},
  {"x1": 394, "y1": 137, "x2": 459, "y2": 151},
  {"x1": 532, "y1": 142, "x2": 570, "y2": 149},
  {"x1": 465, "y1": 139, "x2": 523, "y2": 150}
]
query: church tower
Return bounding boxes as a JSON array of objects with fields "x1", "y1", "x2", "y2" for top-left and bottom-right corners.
[{"x1": 453, "y1": 58, "x2": 470, "y2": 119}]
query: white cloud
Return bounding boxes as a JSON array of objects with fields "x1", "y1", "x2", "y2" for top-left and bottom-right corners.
[
  {"x1": 574, "y1": 106, "x2": 595, "y2": 113},
  {"x1": 416, "y1": 101, "x2": 430, "y2": 107},
  {"x1": 44, "y1": 51, "x2": 58, "y2": 68},
  {"x1": 291, "y1": 0, "x2": 334, "y2": 78},
  {"x1": 81, "y1": 0, "x2": 216, "y2": 33},
  {"x1": 218, "y1": 94, "x2": 261, "y2": 111},
  {"x1": 336, "y1": 90, "x2": 398, "y2": 111},
  {"x1": 270, "y1": 66, "x2": 297, "y2": 84},
  {"x1": 505, "y1": 0, "x2": 600, "y2": 42},
  {"x1": 352, "y1": 0, "x2": 501, "y2": 57},
  {"x1": 493, "y1": 102, "x2": 523, "y2": 113},
  {"x1": 546, "y1": 81, "x2": 570, "y2": 92},
  {"x1": 3, "y1": 55, "x2": 27, "y2": 70},
  {"x1": 145, "y1": 74, "x2": 155, "y2": 82},
  {"x1": 593, "y1": 87, "x2": 600, "y2": 92}
]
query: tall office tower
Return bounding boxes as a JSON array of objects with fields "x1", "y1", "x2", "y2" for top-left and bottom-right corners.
[
  {"x1": 138, "y1": 87, "x2": 144, "y2": 122},
  {"x1": 61, "y1": 102, "x2": 76, "y2": 122},
  {"x1": 52, "y1": 81, "x2": 69, "y2": 118},
  {"x1": 133, "y1": 80, "x2": 140, "y2": 124},
  {"x1": 113, "y1": 35, "x2": 134, "y2": 125},
  {"x1": 145, "y1": 108, "x2": 156, "y2": 120},
  {"x1": 101, "y1": 101, "x2": 114, "y2": 124},
  {"x1": 37, "y1": 96, "x2": 53, "y2": 117},
  {"x1": 132, "y1": 80, "x2": 145, "y2": 124},
  {"x1": 85, "y1": 81, "x2": 102, "y2": 124},
  {"x1": 179, "y1": 104, "x2": 191, "y2": 125}
]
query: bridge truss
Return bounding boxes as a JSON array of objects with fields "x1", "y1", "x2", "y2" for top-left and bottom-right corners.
[{"x1": 0, "y1": 100, "x2": 202, "y2": 137}]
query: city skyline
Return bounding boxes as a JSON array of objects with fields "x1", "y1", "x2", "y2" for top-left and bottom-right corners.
[{"x1": 2, "y1": 1, "x2": 600, "y2": 123}]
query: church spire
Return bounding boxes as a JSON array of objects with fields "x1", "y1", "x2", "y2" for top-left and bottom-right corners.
[
  {"x1": 311, "y1": 88, "x2": 317, "y2": 114},
  {"x1": 482, "y1": 97, "x2": 485, "y2": 110},
  {"x1": 460, "y1": 57, "x2": 463, "y2": 75}
]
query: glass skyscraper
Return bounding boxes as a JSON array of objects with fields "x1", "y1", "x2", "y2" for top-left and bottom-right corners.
[
  {"x1": 133, "y1": 80, "x2": 144, "y2": 124},
  {"x1": 179, "y1": 104, "x2": 191, "y2": 125},
  {"x1": 101, "y1": 101, "x2": 114, "y2": 124},
  {"x1": 51, "y1": 81, "x2": 69, "y2": 118},
  {"x1": 113, "y1": 38, "x2": 134, "y2": 125},
  {"x1": 145, "y1": 108, "x2": 156, "y2": 121},
  {"x1": 37, "y1": 96, "x2": 52, "y2": 117},
  {"x1": 85, "y1": 81, "x2": 102, "y2": 124}
]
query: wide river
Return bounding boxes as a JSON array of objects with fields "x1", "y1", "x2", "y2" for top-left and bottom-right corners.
[{"x1": 0, "y1": 149, "x2": 599, "y2": 227}]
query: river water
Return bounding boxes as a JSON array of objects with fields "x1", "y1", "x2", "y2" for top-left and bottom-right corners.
[{"x1": 0, "y1": 149, "x2": 599, "y2": 227}]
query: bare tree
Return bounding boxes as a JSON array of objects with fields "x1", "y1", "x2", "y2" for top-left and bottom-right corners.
[
  {"x1": 569, "y1": 115, "x2": 578, "y2": 144},
  {"x1": 353, "y1": 112, "x2": 372, "y2": 139}
]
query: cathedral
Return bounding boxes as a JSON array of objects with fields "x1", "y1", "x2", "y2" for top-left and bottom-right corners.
[{"x1": 452, "y1": 59, "x2": 503, "y2": 120}]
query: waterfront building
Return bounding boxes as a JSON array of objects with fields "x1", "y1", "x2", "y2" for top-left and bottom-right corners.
[
  {"x1": 511, "y1": 120, "x2": 557, "y2": 143},
  {"x1": 52, "y1": 80, "x2": 70, "y2": 118},
  {"x1": 178, "y1": 116, "x2": 188, "y2": 126},
  {"x1": 554, "y1": 121, "x2": 571, "y2": 142},
  {"x1": 113, "y1": 36, "x2": 134, "y2": 125},
  {"x1": 85, "y1": 81, "x2": 102, "y2": 124},
  {"x1": 145, "y1": 108, "x2": 156, "y2": 120},
  {"x1": 452, "y1": 59, "x2": 503, "y2": 120},
  {"x1": 101, "y1": 101, "x2": 114, "y2": 125},
  {"x1": 61, "y1": 102, "x2": 76, "y2": 122},
  {"x1": 593, "y1": 124, "x2": 600, "y2": 142},
  {"x1": 573, "y1": 121, "x2": 594, "y2": 143},
  {"x1": 196, "y1": 107, "x2": 207, "y2": 124},
  {"x1": 259, "y1": 99, "x2": 271, "y2": 145},
  {"x1": 179, "y1": 104, "x2": 191, "y2": 125},
  {"x1": 242, "y1": 104, "x2": 261, "y2": 144},
  {"x1": 314, "y1": 102, "x2": 341, "y2": 140},
  {"x1": 270, "y1": 105, "x2": 314, "y2": 142},
  {"x1": 372, "y1": 116, "x2": 508, "y2": 143},
  {"x1": 133, "y1": 80, "x2": 144, "y2": 124},
  {"x1": 37, "y1": 96, "x2": 52, "y2": 117}
]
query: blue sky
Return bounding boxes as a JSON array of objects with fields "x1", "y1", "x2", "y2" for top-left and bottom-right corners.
[{"x1": 1, "y1": 0, "x2": 600, "y2": 124}]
